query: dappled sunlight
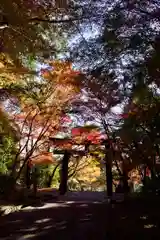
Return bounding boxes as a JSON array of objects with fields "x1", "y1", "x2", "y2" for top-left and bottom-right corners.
[
  {"x1": 1, "y1": 198, "x2": 160, "y2": 239},
  {"x1": 140, "y1": 215, "x2": 148, "y2": 220},
  {"x1": 17, "y1": 234, "x2": 38, "y2": 240},
  {"x1": 79, "y1": 204, "x2": 88, "y2": 207},
  {"x1": 21, "y1": 202, "x2": 71, "y2": 211},
  {"x1": 35, "y1": 218, "x2": 51, "y2": 224},
  {"x1": 144, "y1": 224, "x2": 156, "y2": 229},
  {"x1": 43, "y1": 225, "x2": 53, "y2": 230},
  {"x1": 54, "y1": 220, "x2": 67, "y2": 230},
  {"x1": 1, "y1": 195, "x2": 160, "y2": 239},
  {"x1": 20, "y1": 226, "x2": 38, "y2": 232},
  {"x1": 0, "y1": 201, "x2": 108, "y2": 239}
]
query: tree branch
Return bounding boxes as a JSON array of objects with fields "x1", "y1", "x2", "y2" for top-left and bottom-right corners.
[
  {"x1": 29, "y1": 17, "x2": 84, "y2": 24},
  {"x1": 138, "y1": 8, "x2": 160, "y2": 21}
]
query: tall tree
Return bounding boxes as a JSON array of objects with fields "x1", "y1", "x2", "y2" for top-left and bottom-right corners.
[
  {"x1": 0, "y1": 0, "x2": 78, "y2": 64},
  {"x1": 5, "y1": 60, "x2": 81, "y2": 187}
]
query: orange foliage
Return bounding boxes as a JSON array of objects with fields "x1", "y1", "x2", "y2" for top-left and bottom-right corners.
[
  {"x1": 71, "y1": 127, "x2": 106, "y2": 144},
  {"x1": 51, "y1": 138, "x2": 73, "y2": 149},
  {"x1": 13, "y1": 60, "x2": 81, "y2": 160},
  {"x1": 16, "y1": 60, "x2": 81, "y2": 126},
  {"x1": 41, "y1": 60, "x2": 81, "y2": 91},
  {"x1": 128, "y1": 169, "x2": 142, "y2": 184},
  {"x1": 29, "y1": 152, "x2": 55, "y2": 165}
]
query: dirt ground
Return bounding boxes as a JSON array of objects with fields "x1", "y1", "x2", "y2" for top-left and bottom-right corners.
[{"x1": 0, "y1": 192, "x2": 160, "y2": 240}]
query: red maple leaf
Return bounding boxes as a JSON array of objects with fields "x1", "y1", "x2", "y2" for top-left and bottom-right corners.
[
  {"x1": 71, "y1": 128, "x2": 81, "y2": 135},
  {"x1": 119, "y1": 113, "x2": 129, "y2": 119},
  {"x1": 61, "y1": 116, "x2": 72, "y2": 123},
  {"x1": 146, "y1": 167, "x2": 151, "y2": 177}
]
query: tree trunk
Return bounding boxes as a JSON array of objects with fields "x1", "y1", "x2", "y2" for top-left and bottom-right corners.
[
  {"x1": 114, "y1": 159, "x2": 122, "y2": 177},
  {"x1": 47, "y1": 163, "x2": 60, "y2": 188},
  {"x1": 105, "y1": 151, "x2": 113, "y2": 198},
  {"x1": 122, "y1": 170, "x2": 129, "y2": 194},
  {"x1": 151, "y1": 155, "x2": 156, "y2": 179},
  {"x1": 59, "y1": 150, "x2": 70, "y2": 195},
  {"x1": 142, "y1": 164, "x2": 147, "y2": 187},
  {"x1": 10, "y1": 154, "x2": 20, "y2": 178},
  {"x1": 120, "y1": 160, "x2": 129, "y2": 194},
  {"x1": 15, "y1": 156, "x2": 31, "y2": 182},
  {"x1": 146, "y1": 157, "x2": 155, "y2": 179},
  {"x1": 33, "y1": 166, "x2": 38, "y2": 197},
  {"x1": 26, "y1": 161, "x2": 32, "y2": 190}
]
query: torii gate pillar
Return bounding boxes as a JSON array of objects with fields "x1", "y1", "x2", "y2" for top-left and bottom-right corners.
[{"x1": 59, "y1": 150, "x2": 71, "y2": 195}]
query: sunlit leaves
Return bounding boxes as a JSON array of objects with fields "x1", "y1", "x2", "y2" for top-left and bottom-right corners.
[
  {"x1": 0, "y1": 0, "x2": 66, "y2": 65},
  {"x1": 71, "y1": 125, "x2": 106, "y2": 145},
  {"x1": 72, "y1": 155, "x2": 101, "y2": 187},
  {"x1": 9, "y1": 60, "x2": 82, "y2": 166},
  {"x1": 0, "y1": 109, "x2": 18, "y2": 174},
  {"x1": 60, "y1": 115, "x2": 72, "y2": 124},
  {"x1": 29, "y1": 152, "x2": 55, "y2": 165},
  {"x1": 41, "y1": 60, "x2": 81, "y2": 94}
]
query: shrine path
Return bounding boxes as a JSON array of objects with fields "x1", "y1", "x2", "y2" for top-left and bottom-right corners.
[{"x1": 1, "y1": 192, "x2": 160, "y2": 240}]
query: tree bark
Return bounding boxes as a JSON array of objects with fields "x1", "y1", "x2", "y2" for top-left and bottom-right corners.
[
  {"x1": 33, "y1": 166, "x2": 38, "y2": 197},
  {"x1": 47, "y1": 163, "x2": 60, "y2": 188},
  {"x1": 59, "y1": 150, "x2": 70, "y2": 195},
  {"x1": 26, "y1": 161, "x2": 32, "y2": 190},
  {"x1": 122, "y1": 170, "x2": 129, "y2": 194},
  {"x1": 142, "y1": 164, "x2": 147, "y2": 186},
  {"x1": 105, "y1": 149, "x2": 113, "y2": 198}
]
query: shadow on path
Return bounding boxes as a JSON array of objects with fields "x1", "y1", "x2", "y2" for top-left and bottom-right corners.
[{"x1": 1, "y1": 196, "x2": 160, "y2": 239}]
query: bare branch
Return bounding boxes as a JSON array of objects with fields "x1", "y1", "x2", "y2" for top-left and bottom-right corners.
[
  {"x1": 68, "y1": 157, "x2": 81, "y2": 178},
  {"x1": 29, "y1": 17, "x2": 85, "y2": 24}
]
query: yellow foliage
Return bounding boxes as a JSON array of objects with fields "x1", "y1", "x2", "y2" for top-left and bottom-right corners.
[
  {"x1": 0, "y1": 53, "x2": 35, "y2": 86},
  {"x1": 73, "y1": 156, "x2": 101, "y2": 184},
  {"x1": 41, "y1": 60, "x2": 81, "y2": 92}
]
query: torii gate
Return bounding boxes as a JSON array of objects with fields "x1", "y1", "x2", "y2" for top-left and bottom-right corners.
[
  {"x1": 27, "y1": 126, "x2": 117, "y2": 197},
  {"x1": 26, "y1": 138, "x2": 87, "y2": 196},
  {"x1": 49, "y1": 137, "x2": 88, "y2": 195},
  {"x1": 49, "y1": 135, "x2": 133, "y2": 197},
  {"x1": 49, "y1": 134, "x2": 114, "y2": 196}
]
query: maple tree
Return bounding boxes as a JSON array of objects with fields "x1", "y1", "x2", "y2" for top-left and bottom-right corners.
[{"x1": 3, "y1": 60, "x2": 81, "y2": 192}]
